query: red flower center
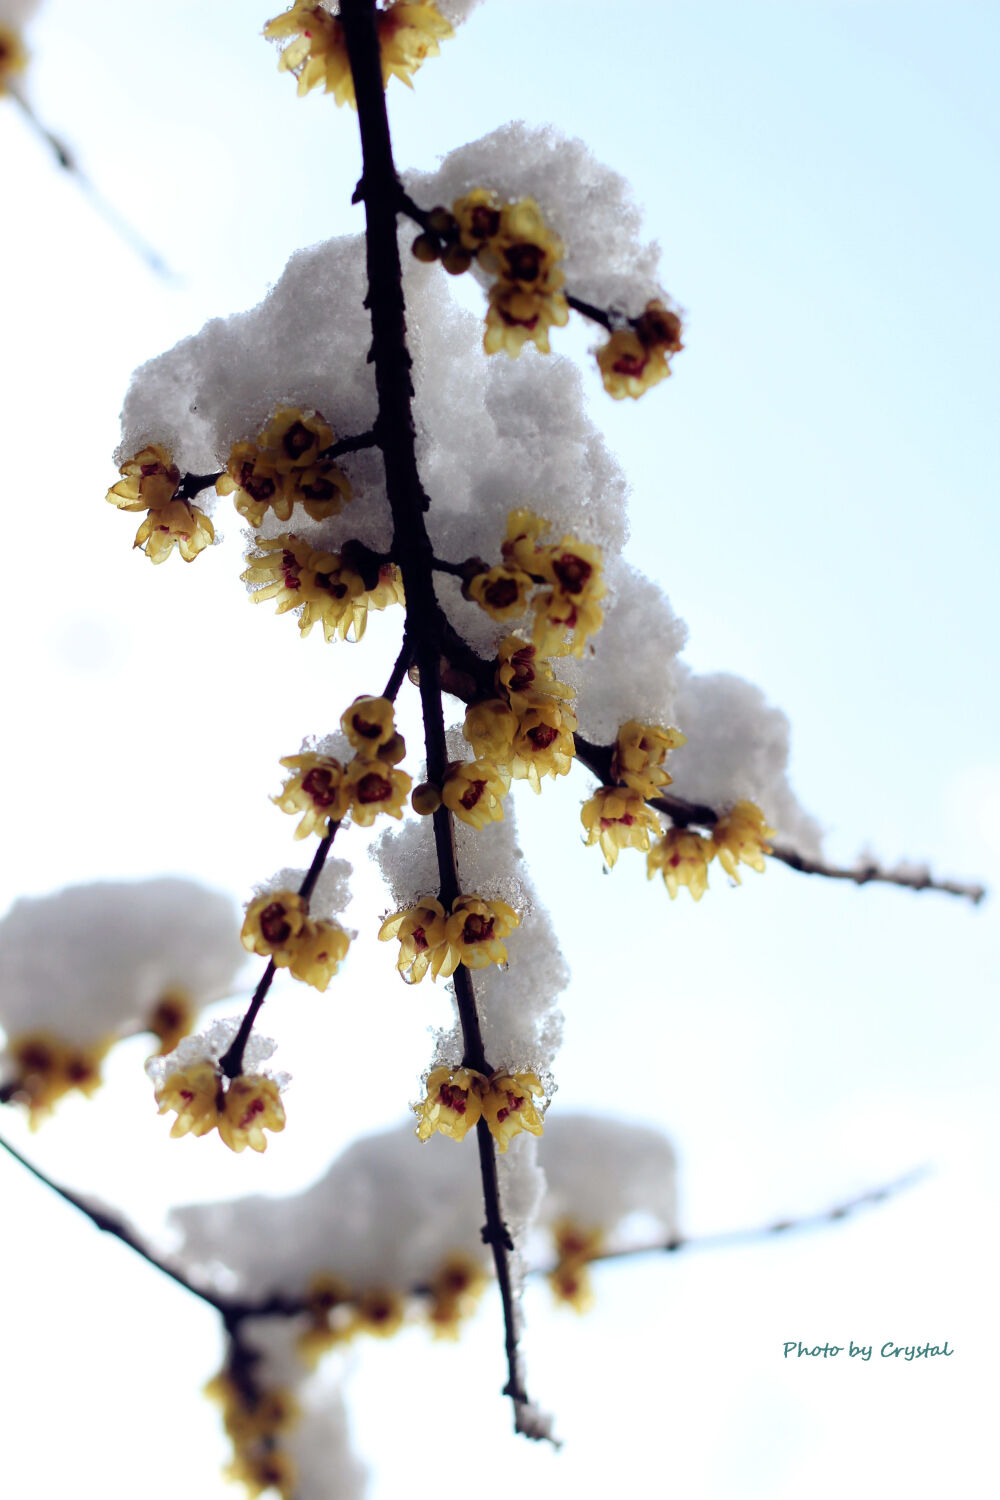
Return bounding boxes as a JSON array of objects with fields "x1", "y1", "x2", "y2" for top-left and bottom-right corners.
[
  {"x1": 527, "y1": 724, "x2": 558, "y2": 750},
  {"x1": 281, "y1": 421, "x2": 314, "y2": 460},
  {"x1": 357, "y1": 772, "x2": 392, "y2": 804},
  {"x1": 351, "y1": 713, "x2": 382, "y2": 740},
  {"x1": 459, "y1": 779, "x2": 487, "y2": 810},
  {"x1": 462, "y1": 913, "x2": 495, "y2": 944},
  {"x1": 239, "y1": 462, "x2": 276, "y2": 502},
  {"x1": 238, "y1": 1097, "x2": 266, "y2": 1129},
  {"x1": 484, "y1": 577, "x2": 520, "y2": 609},
  {"x1": 504, "y1": 243, "x2": 545, "y2": 282},
  {"x1": 438, "y1": 1083, "x2": 468, "y2": 1114},
  {"x1": 302, "y1": 767, "x2": 339, "y2": 807},
  {"x1": 470, "y1": 205, "x2": 500, "y2": 240},
  {"x1": 552, "y1": 552, "x2": 592, "y2": 594},
  {"x1": 301, "y1": 473, "x2": 336, "y2": 501},
  {"x1": 613, "y1": 352, "x2": 648, "y2": 377},
  {"x1": 281, "y1": 550, "x2": 302, "y2": 589},
  {"x1": 260, "y1": 902, "x2": 292, "y2": 945}
]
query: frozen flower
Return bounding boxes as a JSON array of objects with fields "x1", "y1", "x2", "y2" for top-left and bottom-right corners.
[
  {"x1": 106, "y1": 444, "x2": 180, "y2": 512},
  {"x1": 452, "y1": 188, "x2": 502, "y2": 252},
  {"x1": 501, "y1": 507, "x2": 550, "y2": 575},
  {"x1": 510, "y1": 691, "x2": 578, "y2": 790},
  {"x1": 581, "y1": 786, "x2": 662, "y2": 867},
  {"x1": 133, "y1": 498, "x2": 214, "y2": 564},
  {"x1": 496, "y1": 635, "x2": 574, "y2": 703},
  {"x1": 241, "y1": 891, "x2": 308, "y2": 966},
  {"x1": 647, "y1": 827, "x2": 713, "y2": 901},
  {"x1": 291, "y1": 459, "x2": 352, "y2": 521},
  {"x1": 287, "y1": 918, "x2": 351, "y2": 991},
  {"x1": 467, "y1": 564, "x2": 534, "y2": 622},
  {"x1": 378, "y1": 898, "x2": 449, "y2": 983},
  {"x1": 413, "y1": 1065, "x2": 488, "y2": 1142},
  {"x1": 217, "y1": 440, "x2": 292, "y2": 527},
  {"x1": 484, "y1": 283, "x2": 569, "y2": 357},
  {"x1": 341, "y1": 696, "x2": 398, "y2": 759},
  {"x1": 611, "y1": 720, "x2": 686, "y2": 798},
  {"x1": 531, "y1": 584, "x2": 604, "y2": 657},
  {"x1": 256, "y1": 405, "x2": 333, "y2": 471},
  {"x1": 426, "y1": 1253, "x2": 488, "y2": 1338},
  {"x1": 344, "y1": 760, "x2": 411, "y2": 826},
  {"x1": 146, "y1": 990, "x2": 195, "y2": 1055},
  {"x1": 597, "y1": 301, "x2": 683, "y2": 400},
  {"x1": 482, "y1": 1071, "x2": 546, "y2": 1153},
  {"x1": 462, "y1": 698, "x2": 517, "y2": 765},
  {"x1": 540, "y1": 535, "x2": 606, "y2": 609},
  {"x1": 711, "y1": 801, "x2": 775, "y2": 882},
  {"x1": 274, "y1": 753, "x2": 349, "y2": 838},
  {"x1": 243, "y1": 534, "x2": 321, "y2": 614},
  {"x1": 265, "y1": 0, "x2": 452, "y2": 106},
  {"x1": 441, "y1": 759, "x2": 508, "y2": 829},
  {"x1": 218, "y1": 1074, "x2": 286, "y2": 1153},
  {"x1": 443, "y1": 895, "x2": 520, "y2": 971},
  {"x1": 154, "y1": 1061, "x2": 221, "y2": 1140},
  {"x1": 354, "y1": 1287, "x2": 405, "y2": 1339},
  {"x1": 300, "y1": 557, "x2": 402, "y2": 643},
  {"x1": 4, "y1": 1033, "x2": 109, "y2": 1125}
]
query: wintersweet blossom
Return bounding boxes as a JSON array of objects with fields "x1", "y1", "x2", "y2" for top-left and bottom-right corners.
[
  {"x1": 217, "y1": 1075, "x2": 287, "y2": 1153},
  {"x1": 647, "y1": 828, "x2": 714, "y2": 901},
  {"x1": 510, "y1": 691, "x2": 578, "y2": 790},
  {"x1": 496, "y1": 635, "x2": 574, "y2": 702},
  {"x1": 547, "y1": 1218, "x2": 605, "y2": 1311},
  {"x1": 146, "y1": 991, "x2": 195, "y2": 1055},
  {"x1": 5, "y1": 1033, "x2": 109, "y2": 1124},
  {"x1": 501, "y1": 507, "x2": 550, "y2": 575},
  {"x1": 413, "y1": 1065, "x2": 488, "y2": 1142},
  {"x1": 133, "y1": 499, "x2": 215, "y2": 564},
  {"x1": 218, "y1": 440, "x2": 291, "y2": 526},
  {"x1": 274, "y1": 752, "x2": 349, "y2": 838},
  {"x1": 341, "y1": 696, "x2": 399, "y2": 759},
  {"x1": 0, "y1": 26, "x2": 28, "y2": 92},
  {"x1": 482, "y1": 1071, "x2": 546, "y2": 1153},
  {"x1": 597, "y1": 300, "x2": 684, "y2": 400},
  {"x1": 241, "y1": 891, "x2": 308, "y2": 965},
  {"x1": 287, "y1": 918, "x2": 352, "y2": 990},
  {"x1": 354, "y1": 1288, "x2": 405, "y2": 1339},
  {"x1": 441, "y1": 759, "x2": 509, "y2": 829},
  {"x1": 244, "y1": 538, "x2": 400, "y2": 643},
  {"x1": 153, "y1": 1064, "x2": 286, "y2": 1153},
  {"x1": 443, "y1": 895, "x2": 520, "y2": 971},
  {"x1": 153, "y1": 1061, "x2": 222, "y2": 1140},
  {"x1": 106, "y1": 444, "x2": 180, "y2": 512},
  {"x1": 257, "y1": 405, "x2": 333, "y2": 470},
  {"x1": 484, "y1": 282, "x2": 569, "y2": 357},
  {"x1": 467, "y1": 564, "x2": 534, "y2": 622},
  {"x1": 452, "y1": 188, "x2": 502, "y2": 252},
  {"x1": 581, "y1": 787, "x2": 662, "y2": 866},
  {"x1": 530, "y1": 584, "x2": 604, "y2": 658},
  {"x1": 612, "y1": 720, "x2": 687, "y2": 798},
  {"x1": 462, "y1": 698, "x2": 517, "y2": 765},
  {"x1": 379, "y1": 2, "x2": 453, "y2": 88},
  {"x1": 344, "y1": 759, "x2": 412, "y2": 826},
  {"x1": 712, "y1": 801, "x2": 776, "y2": 882},
  {"x1": 378, "y1": 898, "x2": 449, "y2": 983},
  {"x1": 265, "y1": 0, "x2": 452, "y2": 106},
  {"x1": 426, "y1": 1253, "x2": 489, "y2": 1338}
]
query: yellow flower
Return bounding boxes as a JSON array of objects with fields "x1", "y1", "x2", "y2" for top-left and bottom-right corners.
[
  {"x1": 241, "y1": 890, "x2": 309, "y2": 965},
  {"x1": 549, "y1": 1261, "x2": 596, "y2": 1313},
  {"x1": 288, "y1": 918, "x2": 351, "y2": 990},
  {"x1": 218, "y1": 1074, "x2": 286, "y2": 1153},
  {"x1": 484, "y1": 283, "x2": 569, "y2": 357},
  {"x1": 256, "y1": 406, "x2": 333, "y2": 471},
  {"x1": 540, "y1": 535, "x2": 605, "y2": 608},
  {"x1": 481, "y1": 1071, "x2": 545, "y2": 1153},
  {"x1": 496, "y1": 635, "x2": 574, "y2": 703},
  {"x1": 304, "y1": 1271, "x2": 352, "y2": 1323},
  {"x1": 378, "y1": 898, "x2": 449, "y2": 983},
  {"x1": 274, "y1": 752, "x2": 349, "y2": 838},
  {"x1": 228, "y1": 1446, "x2": 297, "y2": 1500},
  {"x1": 300, "y1": 556, "x2": 401, "y2": 643},
  {"x1": 530, "y1": 587, "x2": 604, "y2": 658},
  {"x1": 486, "y1": 198, "x2": 565, "y2": 292},
  {"x1": 132, "y1": 498, "x2": 214, "y2": 564},
  {"x1": 298, "y1": 1273, "x2": 355, "y2": 1367},
  {"x1": 0, "y1": 26, "x2": 28, "y2": 93},
  {"x1": 146, "y1": 990, "x2": 195, "y2": 1055},
  {"x1": 5, "y1": 1033, "x2": 110, "y2": 1125},
  {"x1": 500, "y1": 507, "x2": 550, "y2": 575},
  {"x1": 154, "y1": 1061, "x2": 221, "y2": 1139},
  {"x1": 341, "y1": 695, "x2": 398, "y2": 759},
  {"x1": 413, "y1": 1065, "x2": 488, "y2": 1143},
  {"x1": 426, "y1": 1252, "x2": 488, "y2": 1337},
  {"x1": 441, "y1": 759, "x2": 509, "y2": 830},
  {"x1": 443, "y1": 895, "x2": 520, "y2": 971},
  {"x1": 711, "y1": 801, "x2": 775, "y2": 882},
  {"x1": 217, "y1": 440, "x2": 292, "y2": 527},
  {"x1": 581, "y1": 786, "x2": 662, "y2": 867},
  {"x1": 106, "y1": 444, "x2": 180, "y2": 512},
  {"x1": 611, "y1": 720, "x2": 687, "y2": 798},
  {"x1": 510, "y1": 691, "x2": 578, "y2": 791},
  {"x1": 548, "y1": 1217, "x2": 603, "y2": 1312},
  {"x1": 597, "y1": 301, "x2": 683, "y2": 400},
  {"x1": 243, "y1": 534, "x2": 318, "y2": 613},
  {"x1": 462, "y1": 698, "x2": 517, "y2": 766},
  {"x1": 647, "y1": 827, "x2": 714, "y2": 901},
  {"x1": 467, "y1": 564, "x2": 534, "y2": 623},
  {"x1": 344, "y1": 759, "x2": 411, "y2": 826},
  {"x1": 354, "y1": 1288, "x2": 405, "y2": 1339},
  {"x1": 292, "y1": 459, "x2": 352, "y2": 521},
  {"x1": 265, "y1": 1, "x2": 452, "y2": 105},
  {"x1": 452, "y1": 189, "x2": 502, "y2": 252}
]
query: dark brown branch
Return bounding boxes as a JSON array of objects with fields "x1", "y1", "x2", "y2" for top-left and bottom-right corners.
[
  {"x1": 767, "y1": 845, "x2": 985, "y2": 905},
  {"x1": 219, "y1": 822, "x2": 341, "y2": 1079},
  {"x1": 340, "y1": 0, "x2": 549, "y2": 1441}
]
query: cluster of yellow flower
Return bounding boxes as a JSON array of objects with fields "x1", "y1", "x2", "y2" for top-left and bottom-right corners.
[
  {"x1": 264, "y1": 0, "x2": 452, "y2": 106},
  {"x1": 242, "y1": 890, "x2": 352, "y2": 991},
  {"x1": 379, "y1": 893, "x2": 520, "y2": 982},
  {"x1": 461, "y1": 635, "x2": 579, "y2": 795},
  {"x1": 581, "y1": 719, "x2": 686, "y2": 867},
  {"x1": 244, "y1": 534, "x2": 404, "y2": 643},
  {"x1": 106, "y1": 444, "x2": 215, "y2": 564},
  {"x1": 154, "y1": 1063, "x2": 286, "y2": 1152},
  {"x1": 414, "y1": 191, "x2": 570, "y2": 357},
  {"x1": 206, "y1": 1369, "x2": 299, "y2": 1500},
  {"x1": 0, "y1": 25, "x2": 28, "y2": 94},
  {"x1": 274, "y1": 695, "x2": 412, "y2": 836},
  {"x1": 597, "y1": 299, "x2": 685, "y2": 400},
  {"x1": 464, "y1": 507, "x2": 606, "y2": 659},
  {"x1": 4, "y1": 1033, "x2": 107, "y2": 1124},
  {"x1": 413, "y1": 1064, "x2": 546, "y2": 1153},
  {"x1": 547, "y1": 1218, "x2": 605, "y2": 1314},
  {"x1": 218, "y1": 406, "x2": 351, "y2": 527},
  {"x1": 647, "y1": 801, "x2": 776, "y2": 901}
]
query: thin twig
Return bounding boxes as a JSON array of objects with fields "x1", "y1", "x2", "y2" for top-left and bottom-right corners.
[
  {"x1": 383, "y1": 631, "x2": 414, "y2": 700},
  {"x1": 219, "y1": 822, "x2": 340, "y2": 1079},
  {"x1": 9, "y1": 87, "x2": 174, "y2": 279},
  {"x1": 176, "y1": 432, "x2": 379, "y2": 505}
]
